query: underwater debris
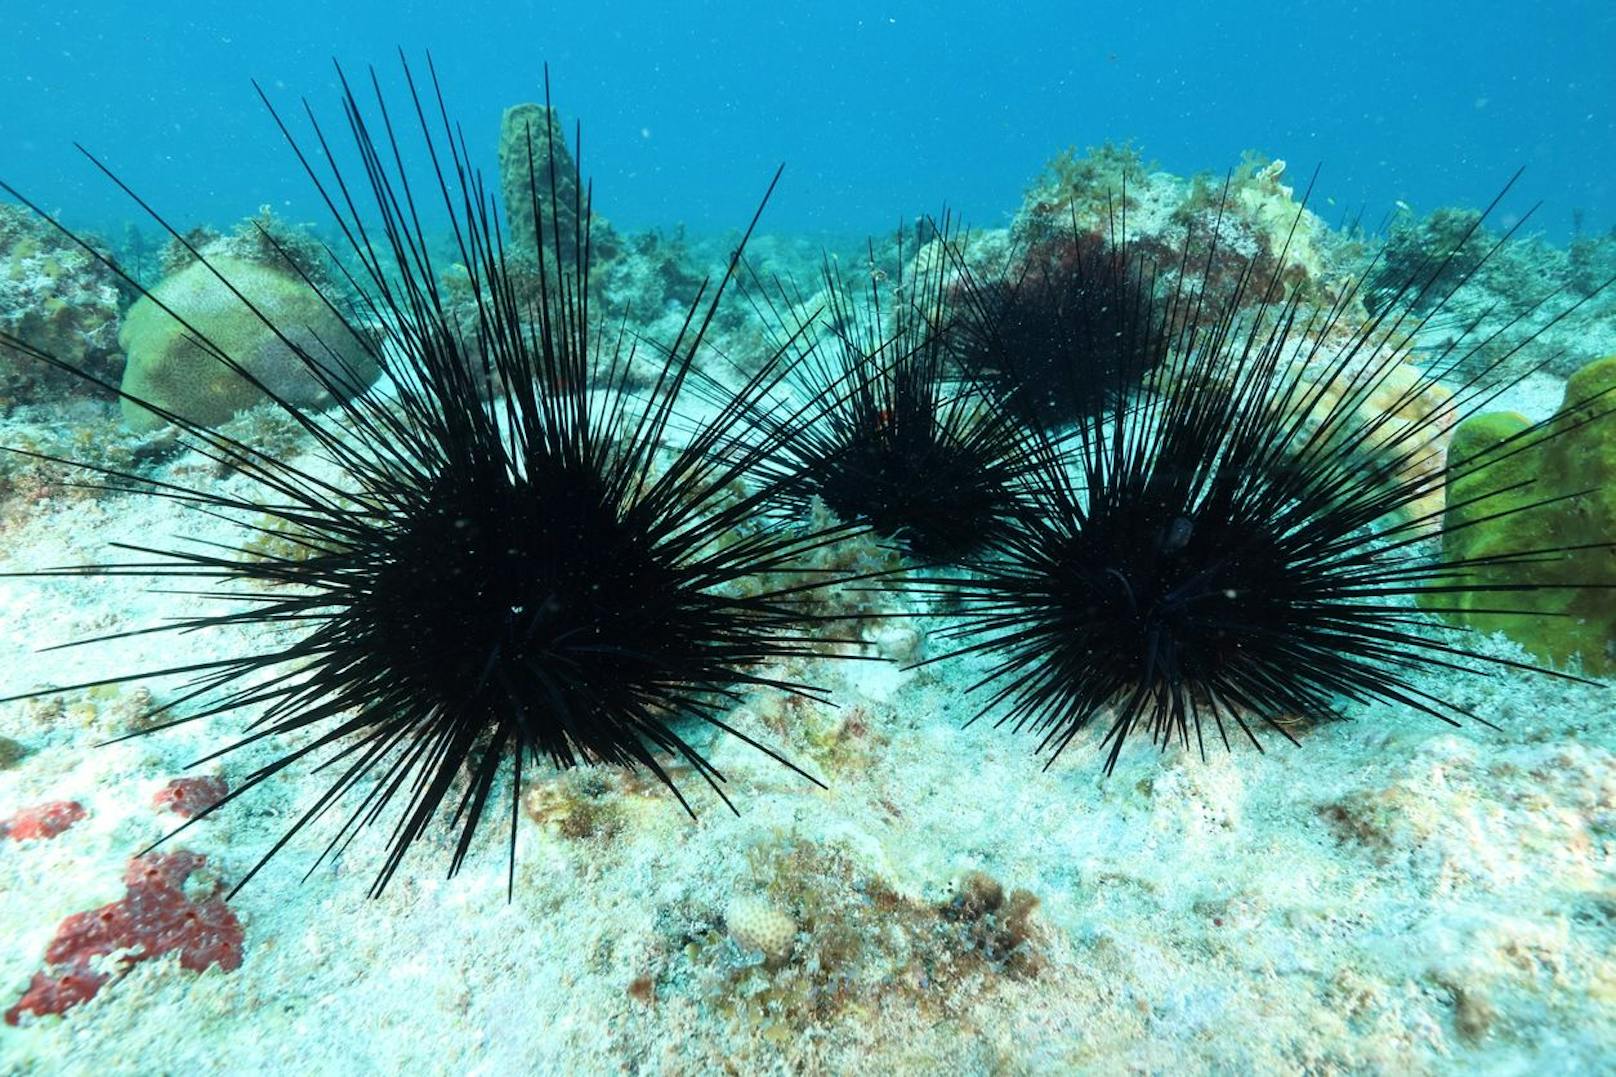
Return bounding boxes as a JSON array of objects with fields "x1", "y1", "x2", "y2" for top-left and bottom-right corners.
[{"x1": 0, "y1": 58, "x2": 873, "y2": 897}]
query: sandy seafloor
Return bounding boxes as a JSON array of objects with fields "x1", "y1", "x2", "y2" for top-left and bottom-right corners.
[{"x1": 1, "y1": 283, "x2": 1614, "y2": 1075}]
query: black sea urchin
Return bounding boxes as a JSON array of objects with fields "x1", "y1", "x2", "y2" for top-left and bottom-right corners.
[
  {"x1": 917, "y1": 179, "x2": 1614, "y2": 772},
  {"x1": 734, "y1": 229, "x2": 1037, "y2": 564},
  {"x1": 948, "y1": 207, "x2": 1177, "y2": 432},
  {"x1": 0, "y1": 59, "x2": 864, "y2": 895}
]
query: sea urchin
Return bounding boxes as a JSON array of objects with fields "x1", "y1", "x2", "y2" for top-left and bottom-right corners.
[
  {"x1": 917, "y1": 180, "x2": 1614, "y2": 771},
  {"x1": 0, "y1": 58, "x2": 866, "y2": 895},
  {"x1": 735, "y1": 227, "x2": 1038, "y2": 564}
]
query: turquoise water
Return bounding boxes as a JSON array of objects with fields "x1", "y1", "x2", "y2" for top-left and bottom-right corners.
[{"x1": 2, "y1": 1, "x2": 1612, "y2": 238}]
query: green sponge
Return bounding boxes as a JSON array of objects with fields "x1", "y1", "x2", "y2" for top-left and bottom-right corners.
[
  {"x1": 118, "y1": 256, "x2": 377, "y2": 431},
  {"x1": 1427, "y1": 355, "x2": 1616, "y2": 673}
]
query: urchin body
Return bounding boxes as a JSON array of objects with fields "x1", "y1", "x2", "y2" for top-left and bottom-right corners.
[
  {"x1": 951, "y1": 231, "x2": 1173, "y2": 431},
  {"x1": 336, "y1": 452, "x2": 760, "y2": 770},
  {"x1": 803, "y1": 364, "x2": 1029, "y2": 564},
  {"x1": 961, "y1": 428, "x2": 1381, "y2": 767},
  {"x1": 749, "y1": 239, "x2": 1037, "y2": 565}
]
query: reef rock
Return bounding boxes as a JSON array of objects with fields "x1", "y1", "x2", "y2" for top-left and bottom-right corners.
[
  {"x1": 0, "y1": 203, "x2": 122, "y2": 409},
  {"x1": 1016, "y1": 146, "x2": 1343, "y2": 311}
]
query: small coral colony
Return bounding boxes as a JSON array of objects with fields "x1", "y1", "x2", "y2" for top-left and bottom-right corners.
[{"x1": 1, "y1": 58, "x2": 1614, "y2": 897}]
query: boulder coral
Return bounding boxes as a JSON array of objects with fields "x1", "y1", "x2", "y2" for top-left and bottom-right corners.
[
  {"x1": 1425, "y1": 354, "x2": 1616, "y2": 673},
  {"x1": 117, "y1": 254, "x2": 378, "y2": 431}
]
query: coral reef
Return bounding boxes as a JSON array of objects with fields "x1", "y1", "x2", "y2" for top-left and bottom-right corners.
[
  {"x1": 489, "y1": 102, "x2": 740, "y2": 388},
  {"x1": 1361, "y1": 203, "x2": 1616, "y2": 379},
  {"x1": 1569, "y1": 216, "x2": 1616, "y2": 298},
  {"x1": 1363, "y1": 205, "x2": 1496, "y2": 314},
  {"x1": 1023, "y1": 141, "x2": 1159, "y2": 229},
  {"x1": 4, "y1": 851, "x2": 244, "y2": 1025},
  {"x1": 5, "y1": 67, "x2": 1616, "y2": 1072},
  {"x1": 682, "y1": 837, "x2": 1046, "y2": 1045},
  {"x1": 5, "y1": 686, "x2": 158, "y2": 740},
  {"x1": 499, "y1": 102, "x2": 579, "y2": 259},
  {"x1": 1424, "y1": 354, "x2": 1616, "y2": 673},
  {"x1": 600, "y1": 225, "x2": 710, "y2": 321},
  {"x1": 155, "y1": 207, "x2": 345, "y2": 296},
  {"x1": 521, "y1": 767, "x2": 664, "y2": 842},
  {"x1": 117, "y1": 253, "x2": 378, "y2": 430},
  {"x1": 0, "y1": 398, "x2": 308, "y2": 537},
  {"x1": 445, "y1": 105, "x2": 733, "y2": 393},
  {"x1": 0, "y1": 204, "x2": 122, "y2": 410},
  {"x1": 1014, "y1": 146, "x2": 1344, "y2": 311},
  {"x1": 0, "y1": 411, "x2": 179, "y2": 525}
]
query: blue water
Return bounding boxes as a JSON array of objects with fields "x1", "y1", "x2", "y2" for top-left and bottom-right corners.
[{"x1": 1, "y1": 1, "x2": 1613, "y2": 241}]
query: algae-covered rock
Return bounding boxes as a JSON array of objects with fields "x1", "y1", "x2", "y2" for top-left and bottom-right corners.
[
  {"x1": 1425, "y1": 355, "x2": 1616, "y2": 672},
  {"x1": 117, "y1": 255, "x2": 377, "y2": 431},
  {"x1": 1014, "y1": 147, "x2": 1344, "y2": 316},
  {"x1": 1364, "y1": 206, "x2": 1493, "y2": 315},
  {"x1": 0, "y1": 203, "x2": 122, "y2": 408}
]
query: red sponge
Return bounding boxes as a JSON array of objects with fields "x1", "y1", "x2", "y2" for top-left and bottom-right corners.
[{"x1": 5, "y1": 851, "x2": 244, "y2": 1025}]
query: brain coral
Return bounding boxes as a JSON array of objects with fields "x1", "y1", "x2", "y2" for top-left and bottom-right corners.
[
  {"x1": 725, "y1": 894, "x2": 798, "y2": 964},
  {"x1": 118, "y1": 255, "x2": 379, "y2": 431}
]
